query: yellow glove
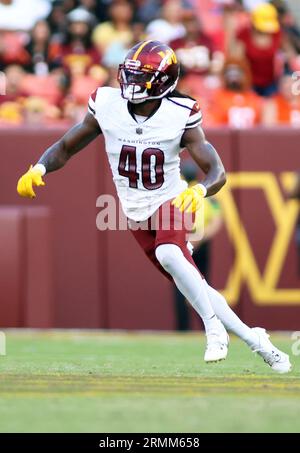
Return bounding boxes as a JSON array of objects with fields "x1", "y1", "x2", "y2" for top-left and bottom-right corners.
[
  {"x1": 172, "y1": 184, "x2": 207, "y2": 213},
  {"x1": 17, "y1": 165, "x2": 46, "y2": 198}
]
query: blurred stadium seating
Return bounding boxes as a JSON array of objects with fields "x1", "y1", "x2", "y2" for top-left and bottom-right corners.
[{"x1": 0, "y1": 0, "x2": 300, "y2": 126}]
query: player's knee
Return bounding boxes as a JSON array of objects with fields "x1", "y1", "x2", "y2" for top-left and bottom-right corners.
[{"x1": 155, "y1": 243, "x2": 182, "y2": 272}]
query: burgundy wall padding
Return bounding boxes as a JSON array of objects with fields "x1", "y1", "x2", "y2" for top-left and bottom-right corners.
[
  {"x1": 24, "y1": 207, "x2": 53, "y2": 327},
  {"x1": 206, "y1": 129, "x2": 238, "y2": 293},
  {"x1": 0, "y1": 207, "x2": 53, "y2": 327},
  {"x1": 237, "y1": 128, "x2": 300, "y2": 330},
  {"x1": 0, "y1": 208, "x2": 23, "y2": 326}
]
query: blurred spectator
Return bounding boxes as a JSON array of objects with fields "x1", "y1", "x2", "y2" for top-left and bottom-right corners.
[
  {"x1": 263, "y1": 73, "x2": 300, "y2": 127},
  {"x1": 55, "y1": 6, "x2": 109, "y2": 122},
  {"x1": 195, "y1": 0, "x2": 247, "y2": 51},
  {"x1": 80, "y1": 0, "x2": 112, "y2": 22},
  {"x1": 271, "y1": 0, "x2": 300, "y2": 72},
  {"x1": 146, "y1": 0, "x2": 186, "y2": 44},
  {"x1": 227, "y1": 2, "x2": 282, "y2": 97},
  {"x1": 57, "y1": 7, "x2": 100, "y2": 76},
  {"x1": 102, "y1": 22, "x2": 145, "y2": 70},
  {"x1": 134, "y1": 0, "x2": 161, "y2": 24},
  {"x1": 170, "y1": 13, "x2": 216, "y2": 76},
  {"x1": 47, "y1": 0, "x2": 70, "y2": 40},
  {"x1": 79, "y1": 0, "x2": 104, "y2": 20},
  {"x1": 23, "y1": 21, "x2": 60, "y2": 75},
  {"x1": 210, "y1": 57, "x2": 263, "y2": 127},
  {"x1": 170, "y1": 11, "x2": 224, "y2": 121},
  {"x1": 92, "y1": 0, "x2": 134, "y2": 54},
  {"x1": 0, "y1": 64, "x2": 26, "y2": 103},
  {"x1": 0, "y1": 31, "x2": 28, "y2": 68},
  {"x1": 102, "y1": 21, "x2": 145, "y2": 93},
  {"x1": 272, "y1": 1, "x2": 300, "y2": 51},
  {"x1": 0, "y1": 0, "x2": 51, "y2": 31},
  {"x1": 0, "y1": 0, "x2": 299, "y2": 126},
  {"x1": 176, "y1": 73, "x2": 222, "y2": 127}
]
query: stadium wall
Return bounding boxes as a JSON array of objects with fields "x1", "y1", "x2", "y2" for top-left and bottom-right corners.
[{"x1": 0, "y1": 127, "x2": 299, "y2": 330}]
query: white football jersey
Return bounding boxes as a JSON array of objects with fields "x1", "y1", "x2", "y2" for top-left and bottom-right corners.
[{"x1": 88, "y1": 87, "x2": 202, "y2": 221}]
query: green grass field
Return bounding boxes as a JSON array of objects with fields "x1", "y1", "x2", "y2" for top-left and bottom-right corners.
[{"x1": 0, "y1": 330, "x2": 299, "y2": 433}]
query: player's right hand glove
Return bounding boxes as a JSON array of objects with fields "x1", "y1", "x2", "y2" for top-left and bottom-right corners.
[{"x1": 17, "y1": 165, "x2": 45, "y2": 198}]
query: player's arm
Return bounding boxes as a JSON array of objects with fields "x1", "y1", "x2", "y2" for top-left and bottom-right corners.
[
  {"x1": 38, "y1": 112, "x2": 101, "y2": 172},
  {"x1": 17, "y1": 112, "x2": 101, "y2": 198},
  {"x1": 173, "y1": 126, "x2": 226, "y2": 213},
  {"x1": 182, "y1": 126, "x2": 226, "y2": 195}
]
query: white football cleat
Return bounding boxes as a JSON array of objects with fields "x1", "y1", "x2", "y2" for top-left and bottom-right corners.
[
  {"x1": 251, "y1": 327, "x2": 292, "y2": 374},
  {"x1": 204, "y1": 320, "x2": 229, "y2": 363}
]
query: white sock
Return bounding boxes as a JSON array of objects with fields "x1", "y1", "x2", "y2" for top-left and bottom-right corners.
[
  {"x1": 155, "y1": 244, "x2": 219, "y2": 332},
  {"x1": 204, "y1": 281, "x2": 257, "y2": 346}
]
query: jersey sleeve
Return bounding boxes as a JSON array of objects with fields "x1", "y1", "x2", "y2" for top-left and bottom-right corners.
[
  {"x1": 88, "y1": 89, "x2": 97, "y2": 116},
  {"x1": 185, "y1": 101, "x2": 203, "y2": 129}
]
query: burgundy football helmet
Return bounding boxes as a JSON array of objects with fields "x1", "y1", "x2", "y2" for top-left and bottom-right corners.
[{"x1": 118, "y1": 40, "x2": 180, "y2": 103}]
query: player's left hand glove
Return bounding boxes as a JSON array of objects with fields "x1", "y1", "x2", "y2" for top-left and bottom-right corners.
[
  {"x1": 172, "y1": 184, "x2": 207, "y2": 213},
  {"x1": 17, "y1": 165, "x2": 45, "y2": 199}
]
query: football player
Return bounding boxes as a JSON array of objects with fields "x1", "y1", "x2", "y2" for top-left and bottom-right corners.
[{"x1": 17, "y1": 40, "x2": 291, "y2": 372}]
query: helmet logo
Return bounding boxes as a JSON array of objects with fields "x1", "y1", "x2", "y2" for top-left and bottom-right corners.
[{"x1": 158, "y1": 50, "x2": 177, "y2": 65}]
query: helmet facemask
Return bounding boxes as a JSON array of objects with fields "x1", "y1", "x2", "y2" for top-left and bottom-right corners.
[{"x1": 118, "y1": 59, "x2": 178, "y2": 104}]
